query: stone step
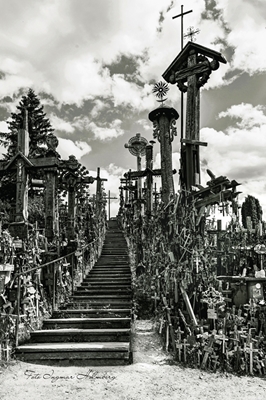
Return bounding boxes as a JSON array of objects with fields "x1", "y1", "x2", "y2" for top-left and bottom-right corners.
[
  {"x1": 16, "y1": 342, "x2": 131, "y2": 366},
  {"x1": 52, "y1": 308, "x2": 131, "y2": 318},
  {"x1": 30, "y1": 328, "x2": 130, "y2": 343},
  {"x1": 43, "y1": 317, "x2": 131, "y2": 329}
]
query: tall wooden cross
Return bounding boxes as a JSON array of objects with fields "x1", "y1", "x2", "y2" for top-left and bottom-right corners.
[
  {"x1": 94, "y1": 167, "x2": 108, "y2": 213},
  {"x1": 163, "y1": 42, "x2": 227, "y2": 192},
  {"x1": 106, "y1": 190, "x2": 117, "y2": 221}
]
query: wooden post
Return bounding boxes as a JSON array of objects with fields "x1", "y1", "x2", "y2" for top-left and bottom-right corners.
[
  {"x1": 44, "y1": 169, "x2": 57, "y2": 242},
  {"x1": 145, "y1": 144, "x2": 153, "y2": 214},
  {"x1": 149, "y1": 107, "x2": 179, "y2": 204},
  {"x1": 15, "y1": 270, "x2": 21, "y2": 347}
]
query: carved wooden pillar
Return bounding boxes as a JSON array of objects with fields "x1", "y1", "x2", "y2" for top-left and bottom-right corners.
[
  {"x1": 67, "y1": 177, "x2": 76, "y2": 241},
  {"x1": 44, "y1": 169, "x2": 57, "y2": 242},
  {"x1": 145, "y1": 144, "x2": 153, "y2": 214},
  {"x1": 148, "y1": 106, "x2": 179, "y2": 204}
]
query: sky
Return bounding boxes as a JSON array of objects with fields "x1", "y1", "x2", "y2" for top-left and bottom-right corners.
[{"x1": 0, "y1": 0, "x2": 265, "y2": 219}]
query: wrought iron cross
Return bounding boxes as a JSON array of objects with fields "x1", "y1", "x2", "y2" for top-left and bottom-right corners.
[
  {"x1": 172, "y1": 5, "x2": 193, "y2": 50},
  {"x1": 184, "y1": 26, "x2": 200, "y2": 42}
]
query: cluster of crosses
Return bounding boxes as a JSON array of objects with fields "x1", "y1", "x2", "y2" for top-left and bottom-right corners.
[{"x1": 0, "y1": 110, "x2": 106, "y2": 246}]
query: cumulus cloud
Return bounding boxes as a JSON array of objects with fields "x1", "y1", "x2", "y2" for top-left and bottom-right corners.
[
  {"x1": 88, "y1": 119, "x2": 124, "y2": 141},
  {"x1": 200, "y1": 102, "x2": 266, "y2": 215},
  {"x1": 50, "y1": 114, "x2": 75, "y2": 133},
  {"x1": 57, "y1": 138, "x2": 92, "y2": 160}
]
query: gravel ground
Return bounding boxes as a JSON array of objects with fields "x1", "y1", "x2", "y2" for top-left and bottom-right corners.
[{"x1": 0, "y1": 321, "x2": 266, "y2": 400}]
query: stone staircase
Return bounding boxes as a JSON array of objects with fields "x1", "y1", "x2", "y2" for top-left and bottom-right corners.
[{"x1": 16, "y1": 219, "x2": 133, "y2": 366}]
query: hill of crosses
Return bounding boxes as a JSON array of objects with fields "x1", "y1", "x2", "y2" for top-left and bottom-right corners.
[{"x1": 0, "y1": 40, "x2": 266, "y2": 376}]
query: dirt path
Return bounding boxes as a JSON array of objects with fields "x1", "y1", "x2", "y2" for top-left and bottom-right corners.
[{"x1": 0, "y1": 321, "x2": 266, "y2": 400}]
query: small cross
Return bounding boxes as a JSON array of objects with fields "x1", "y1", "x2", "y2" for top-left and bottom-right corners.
[{"x1": 184, "y1": 26, "x2": 200, "y2": 42}]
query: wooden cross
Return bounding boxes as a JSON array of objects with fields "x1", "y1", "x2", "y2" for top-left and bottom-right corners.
[
  {"x1": 244, "y1": 342, "x2": 258, "y2": 375},
  {"x1": 201, "y1": 335, "x2": 215, "y2": 369},
  {"x1": 175, "y1": 326, "x2": 184, "y2": 361},
  {"x1": 183, "y1": 339, "x2": 190, "y2": 363},
  {"x1": 94, "y1": 167, "x2": 108, "y2": 204},
  {"x1": 106, "y1": 190, "x2": 117, "y2": 221},
  {"x1": 163, "y1": 42, "x2": 226, "y2": 192},
  {"x1": 184, "y1": 26, "x2": 200, "y2": 42},
  {"x1": 211, "y1": 354, "x2": 220, "y2": 371},
  {"x1": 215, "y1": 333, "x2": 228, "y2": 354}
]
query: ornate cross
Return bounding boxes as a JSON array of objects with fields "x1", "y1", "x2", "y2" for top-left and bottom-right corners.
[{"x1": 184, "y1": 26, "x2": 200, "y2": 42}]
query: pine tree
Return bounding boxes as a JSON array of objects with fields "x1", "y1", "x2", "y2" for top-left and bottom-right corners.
[
  {"x1": 241, "y1": 195, "x2": 262, "y2": 228},
  {"x1": 0, "y1": 90, "x2": 56, "y2": 221},
  {"x1": 0, "y1": 88, "x2": 54, "y2": 159}
]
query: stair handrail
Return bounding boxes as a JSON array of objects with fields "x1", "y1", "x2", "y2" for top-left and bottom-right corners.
[{"x1": 13, "y1": 238, "x2": 101, "y2": 347}]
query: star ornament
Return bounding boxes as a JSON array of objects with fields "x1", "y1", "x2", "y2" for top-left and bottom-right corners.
[{"x1": 152, "y1": 81, "x2": 169, "y2": 103}]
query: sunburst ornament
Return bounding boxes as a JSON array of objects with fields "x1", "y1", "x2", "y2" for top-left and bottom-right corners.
[{"x1": 152, "y1": 81, "x2": 169, "y2": 104}]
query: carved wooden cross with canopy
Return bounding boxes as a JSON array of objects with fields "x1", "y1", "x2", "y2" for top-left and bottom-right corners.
[{"x1": 162, "y1": 41, "x2": 227, "y2": 192}]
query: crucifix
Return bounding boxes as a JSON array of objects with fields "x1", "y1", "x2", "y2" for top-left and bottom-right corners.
[{"x1": 163, "y1": 41, "x2": 226, "y2": 192}]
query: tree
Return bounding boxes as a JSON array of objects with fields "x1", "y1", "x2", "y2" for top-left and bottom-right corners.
[
  {"x1": 241, "y1": 195, "x2": 262, "y2": 228},
  {"x1": 0, "y1": 90, "x2": 56, "y2": 223},
  {"x1": 0, "y1": 88, "x2": 54, "y2": 159}
]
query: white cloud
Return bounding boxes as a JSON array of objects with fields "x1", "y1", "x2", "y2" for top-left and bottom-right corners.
[
  {"x1": 218, "y1": 103, "x2": 266, "y2": 129},
  {"x1": 57, "y1": 138, "x2": 92, "y2": 160},
  {"x1": 88, "y1": 119, "x2": 124, "y2": 141},
  {"x1": 0, "y1": 121, "x2": 9, "y2": 133},
  {"x1": 50, "y1": 114, "x2": 75, "y2": 133},
  {"x1": 200, "y1": 102, "x2": 266, "y2": 216}
]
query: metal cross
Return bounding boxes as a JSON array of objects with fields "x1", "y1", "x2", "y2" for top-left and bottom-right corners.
[
  {"x1": 172, "y1": 6, "x2": 193, "y2": 141},
  {"x1": 172, "y1": 5, "x2": 193, "y2": 50},
  {"x1": 184, "y1": 26, "x2": 200, "y2": 42}
]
